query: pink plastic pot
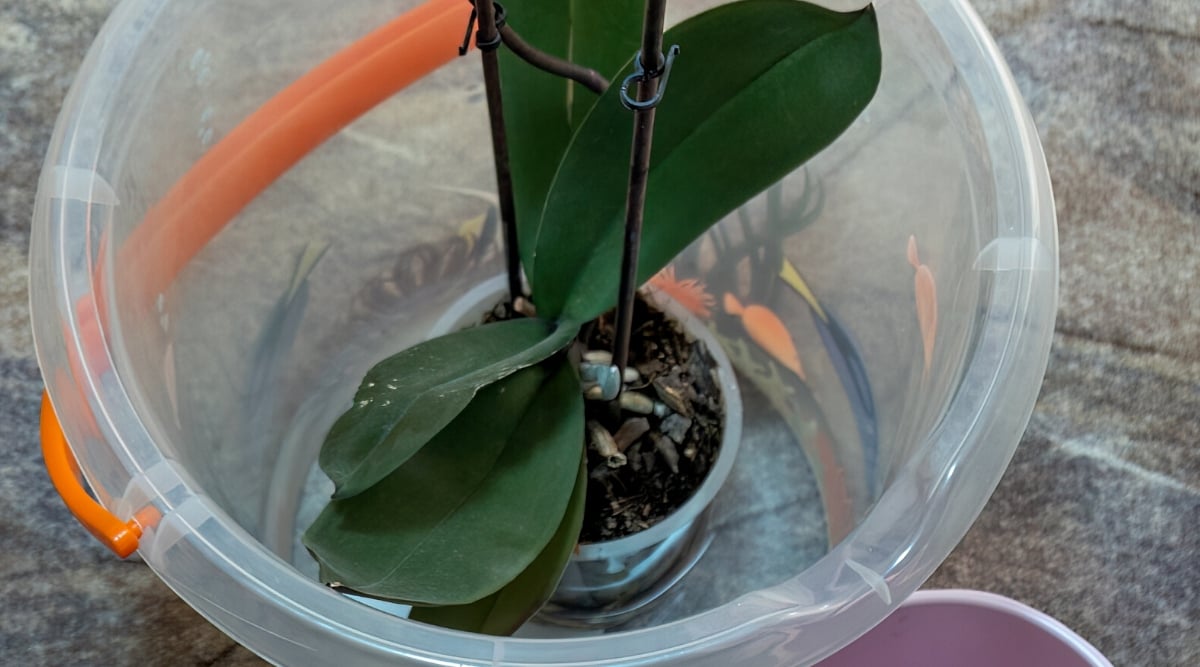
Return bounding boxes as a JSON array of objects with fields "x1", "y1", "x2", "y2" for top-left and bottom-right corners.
[{"x1": 819, "y1": 590, "x2": 1112, "y2": 667}]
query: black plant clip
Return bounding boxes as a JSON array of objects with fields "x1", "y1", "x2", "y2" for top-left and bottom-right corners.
[
  {"x1": 459, "y1": 0, "x2": 507, "y2": 55},
  {"x1": 619, "y1": 44, "x2": 680, "y2": 111}
]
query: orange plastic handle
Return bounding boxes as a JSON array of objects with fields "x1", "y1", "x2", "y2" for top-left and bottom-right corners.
[
  {"x1": 120, "y1": 0, "x2": 469, "y2": 306},
  {"x1": 41, "y1": 391, "x2": 142, "y2": 558},
  {"x1": 41, "y1": 0, "x2": 469, "y2": 557}
]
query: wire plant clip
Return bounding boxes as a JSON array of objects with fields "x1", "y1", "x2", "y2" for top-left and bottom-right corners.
[{"x1": 619, "y1": 45, "x2": 680, "y2": 111}]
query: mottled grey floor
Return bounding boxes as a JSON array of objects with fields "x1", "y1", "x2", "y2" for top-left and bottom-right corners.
[{"x1": 2, "y1": 0, "x2": 1197, "y2": 665}]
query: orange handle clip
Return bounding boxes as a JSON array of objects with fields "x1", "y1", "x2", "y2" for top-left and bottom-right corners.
[{"x1": 41, "y1": 391, "x2": 142, "y2": 558}]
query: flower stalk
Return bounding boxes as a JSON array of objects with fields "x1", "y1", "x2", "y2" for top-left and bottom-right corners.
[{"x1": 612, "y1": 0, "x2": 673, "y2": 394}]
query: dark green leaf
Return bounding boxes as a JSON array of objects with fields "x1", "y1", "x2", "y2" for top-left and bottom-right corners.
[
  {"x1": 319, "y1": 317, "x2": 576, "y2": 499},
  {"x1": 560, "y1": 0, "x2": 644, "y2": 130},
  {"x1": 498, "y1": 0, "x2": 642, "y2": 275},
  {"x1": 408, "y1": 448, "x2": 587, "y2": 634},
  {"x1": 530, "y1": 1, "x2": 882, "y2": 320},
  {"x1": 304, "y1": 359, "x2": 584, "y2": 605}
]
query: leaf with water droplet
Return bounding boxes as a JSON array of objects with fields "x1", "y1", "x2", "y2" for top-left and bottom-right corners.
[
  {"x1": 319, "y1": 317, "x2": 578, "y2": 499},
  {"x1": 305, "y1": 358, "x2": 584, "y2": 606}
]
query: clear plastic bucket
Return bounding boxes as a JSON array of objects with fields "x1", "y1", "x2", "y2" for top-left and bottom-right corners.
[{"x1": 30, "y1": 0, "x2": 1056, "y2": 664}]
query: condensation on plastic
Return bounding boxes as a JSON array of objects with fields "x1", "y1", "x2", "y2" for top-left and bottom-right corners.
[{"x1": 30, "y1": 0, "x2": 1057, "y2": 664}]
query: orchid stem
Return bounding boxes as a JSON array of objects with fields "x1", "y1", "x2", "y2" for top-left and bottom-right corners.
[
  {"x1": 612, "y1": 0, "x2": 670, "y2": 393},
  {"x1": 472, "y1": 0, "x2": 523, "y2": 302}
]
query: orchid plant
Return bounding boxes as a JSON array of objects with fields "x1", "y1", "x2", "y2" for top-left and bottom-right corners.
[{"x1": 303, "y1": 0, "x2": 881, "y2": 634}]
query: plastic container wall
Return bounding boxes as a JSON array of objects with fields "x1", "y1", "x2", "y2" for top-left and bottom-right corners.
[{"x1": 30, "y1": 0, "x2": 1056, "y2": 664}]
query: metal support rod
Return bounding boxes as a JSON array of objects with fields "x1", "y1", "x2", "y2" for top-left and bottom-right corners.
[
  {"x1": 499, "y1": 25, "x2": 609, "y2": 95},
  {"x1": 474, "y1": 0, "x2": 524, "y2": 301},
  {"x1": 638, "y1": 0, "x2": 669, "y2": 77},
  {"x1": 612, "y1": 0, "x2": 669, "y2": 389}
]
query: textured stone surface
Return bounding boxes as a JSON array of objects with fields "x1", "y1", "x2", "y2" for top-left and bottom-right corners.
[
  {"x1": 2, "y1": 1, "x2": 1197, "y2": 666},
  {"x1": 974, "y1": 0, "x2": 1200, "y2": 360},
  {"x1": 927, "y1": 335, "x2": 1200, "y2": 667}
]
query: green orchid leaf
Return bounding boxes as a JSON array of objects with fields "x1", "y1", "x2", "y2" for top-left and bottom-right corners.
[
  {"x1": 304, "y1": 358, "x2": 585, "y2": 605},
  {"x1": 530, "y1": 0, "x2": 882, "y2": 321},
  {"x1": 498, "y1": 0, "x2": 642, "y2": 275},
  {"x1": 319, "y1": 317, "x2": 576, "y2": 499},
  {"x1": 559, "y1": 0, "x2": 645, "y2": 131},
  {"x1": 408, "y1": 448, "x2": 587, "y2": 635}
]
